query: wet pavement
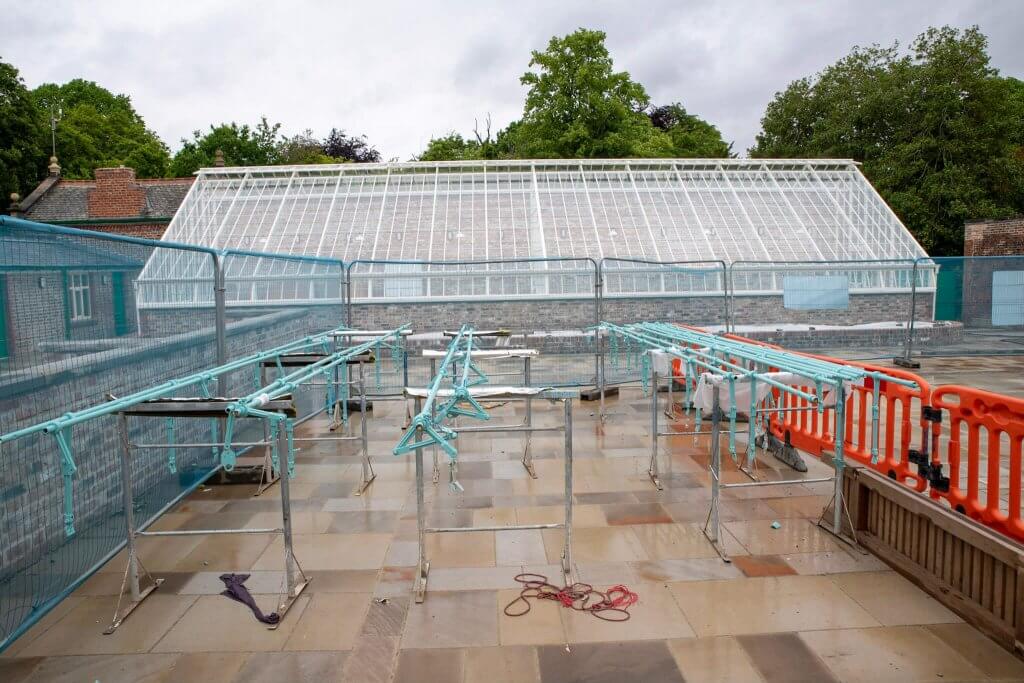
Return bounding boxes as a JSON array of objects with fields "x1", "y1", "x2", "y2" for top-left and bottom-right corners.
[{"x1": 2, "y1": 374, "x2": 1023, "y2": 682}]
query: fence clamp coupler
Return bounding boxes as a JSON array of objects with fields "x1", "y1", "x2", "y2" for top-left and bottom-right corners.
[
  {"x1": 922, "y1": 406, "x2": 943, "y2": 424},
  {"x1": 909, "y1": 450, "x2": 950, "y2": 493}
]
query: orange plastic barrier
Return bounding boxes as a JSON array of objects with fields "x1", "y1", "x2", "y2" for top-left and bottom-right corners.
[
  {"x1": 771, "y1": 357, "x2": 931, "y2": 491},
  {"x1": 718, "y1": 333, "x2": 932, "y2": 488},
  {"x1": 930, "y1": 385, "x2": 1024, "y2": 542},
  {"x1": 663, "y1": 326, "x2": 1024, "y2": 544}
]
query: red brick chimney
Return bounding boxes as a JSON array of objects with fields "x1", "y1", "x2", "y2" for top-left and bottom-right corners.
[{"x1": 87, "y1": 166, "x2": 146, "y2": 218}]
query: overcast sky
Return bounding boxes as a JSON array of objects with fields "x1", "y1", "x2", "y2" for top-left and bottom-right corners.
[{"x1": 3, "y1": 1, "x2": 1022, "y2": 162}]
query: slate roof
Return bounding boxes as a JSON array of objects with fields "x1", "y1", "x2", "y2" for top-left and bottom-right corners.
[{"x1": 23, "y1": 179, "x2": 193, "y2": 222}]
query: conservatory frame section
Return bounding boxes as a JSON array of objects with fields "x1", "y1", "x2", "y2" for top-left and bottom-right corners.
[{"x1": 136, "y1": 159, "x2": 931, "y2": 309}]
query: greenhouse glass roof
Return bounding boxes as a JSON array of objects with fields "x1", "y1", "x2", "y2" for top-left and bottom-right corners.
[{"x1": 137, "y1": 159, "x2": 928, "y2": 306}]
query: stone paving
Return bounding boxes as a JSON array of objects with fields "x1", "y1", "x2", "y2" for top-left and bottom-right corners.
[{"x1": 2, "y1": 384, "x2": 1024, "y2": 683}]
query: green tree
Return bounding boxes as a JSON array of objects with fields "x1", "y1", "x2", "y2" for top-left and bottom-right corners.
[
  {"x1": 277, "y1": 129, "x2": 335, "y2": 165},
  {"x1": 417, "y1": 132, "x2": 484, "y2": 161},
  {"x1": 323, "y1": 128, "x2": 381, "y2": 163},
  {"x1": 32, "y1": 79, "x2": 169, "y2": 179},
  {"x1": 752, "y1": 26, "x2": 1024, "y2": 254},
  {"x1": 170, "y1": 118, "x2": 281, "y2": 176},
  {"x1": 0, "y1": 60, "x2": 46, "y2": 197},
  {"x1": 512, "y1": 28, "x2": 673, "y2": 158},
  {"x1": 416, "y1": 115, "x2": 518, "y2": 161},
  {"x1": 648, "y1": 103, "x2": 733, "y2": 157}
]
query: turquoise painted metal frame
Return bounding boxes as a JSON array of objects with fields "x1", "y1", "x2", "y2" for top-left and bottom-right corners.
[{"x1": 393, "y1": 324, "x2": 491, "y2": 461}]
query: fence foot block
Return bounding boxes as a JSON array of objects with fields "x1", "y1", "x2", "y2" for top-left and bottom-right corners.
[
  {"x1": 893, "y1": 357, "x2": 921, "y2": 369},
  {"x1": 580, "y1": 386, "x2": 618, "y2": 401},
  {"x1": 104, "y1": 577, "x2": 164, "y2": 635},
  {"x1": 757, "y1": 434, "x2": 808, "y2": 473}
]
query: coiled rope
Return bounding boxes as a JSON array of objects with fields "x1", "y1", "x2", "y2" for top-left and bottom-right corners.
[{"x1": 502, "y1": 573, "x2": 639, "y2": 622}]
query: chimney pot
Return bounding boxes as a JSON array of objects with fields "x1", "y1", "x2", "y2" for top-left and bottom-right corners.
[
  {"x1": 48, "y1": 156, "x2": 61, "y2": 176},
  {"x1": 214, "y1": 149, "x2": 225, "y2": 167}
]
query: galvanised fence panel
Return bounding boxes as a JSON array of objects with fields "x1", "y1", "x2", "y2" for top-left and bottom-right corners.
[
  {"x1": 346, "y1": 258, "x2": 600, "y2": 388},
  {"x1": 0, "y1": 221, "x2": 361, "y2": 653},
  {"x1": 0, "y1": 219, "x2": 223, "y2": 651},
  {"x1": 729, "y1": 259, "x2": 926, "y2": 358},
  {"x1": 902, "y1": 256, "x2": 1024, "y2": 361},
  {"x1": 599, "y1": 258, "x2": 727, "y2": 386}
]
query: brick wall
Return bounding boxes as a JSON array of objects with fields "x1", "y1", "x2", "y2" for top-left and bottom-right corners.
[
  {"x1": 87, "y1": 168, "x2": 146, "y2": 218},
  {"x1": 965, "y1": 217, "x2": 1024, "y2": 256},
  {"x1": 86, "y1": 224, "x2": 167, "y2": 240},
  {"x1": 343, "y1": 292, "x2": 929, "y2": 336},
  {"x1": 3, "y1": 271, "x2": 128, "y2": 365}
]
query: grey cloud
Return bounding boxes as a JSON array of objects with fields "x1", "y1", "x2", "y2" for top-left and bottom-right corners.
[{"x1": 1, "y1": 0, "x2": 1020, "y2": 160}]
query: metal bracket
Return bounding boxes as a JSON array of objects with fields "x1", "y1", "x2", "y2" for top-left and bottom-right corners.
[{"x1": 104, "y1": 553, "x2": 163, "y2": 635}]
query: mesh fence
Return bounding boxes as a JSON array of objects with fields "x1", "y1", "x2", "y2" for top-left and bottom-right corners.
[
  {"x1": 0, "y1": 223, "x2": 223, "y2": 651},
  {"x1": 599, "y1": 259, "x2": 727, "y2": 385},
  {"x1": 347, "y1": 258, "x2": 600, "y2": 388},
  {"x1": 903, "y1": 256, "x2": 1024, "y2": 359},
  {"x1": 728, "y1": 259, "x2": 925, "y2": 358},
  {"x1": 0, "y1": 224, "x2": 372, "y2": 652}
]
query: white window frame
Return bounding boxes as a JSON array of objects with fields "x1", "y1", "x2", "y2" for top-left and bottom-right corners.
[{"x1": 68, "y1": 272, "x2": 92, "y2": 321}]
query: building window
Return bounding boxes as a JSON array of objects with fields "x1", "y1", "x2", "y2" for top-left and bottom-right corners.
[{"x1": 68, "y1": 273, "x2": 92, "y2": 321}]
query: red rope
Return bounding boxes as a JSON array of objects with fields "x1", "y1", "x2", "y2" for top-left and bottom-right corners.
[{"x1": 502, "y1": 573, "x2": 639, "y2": 622}]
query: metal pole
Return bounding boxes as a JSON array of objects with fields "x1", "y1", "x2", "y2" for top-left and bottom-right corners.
[
  {"x1": 648, "y1": 366, "x2": 662, "y2": 490},
  {"x1": 212, "y1": 253, "x2": 227, "y2": 395},
  {"x1": 258, "y1": 362, "x2": 276, "y2": 495},
  {"x1": 402, "y1": 339, "x2": 412, "y2": 427},
  {"x1": 594, "y1": 260, "x2": 602, "y2": 404},
  {"x1": 702, "y1": 384, "x2": 730, "y2": 562},
  {"x1": 355, "y1": 374, "x2": 374, "y2": 495},
  {"x1": 665, "y1": 367, "x2": 675, "y2": 419},
  {"x1": 413, "y1": 396, "x2": 429, "y2": 602},
  {"x1": 832, "y1": 385, "x2": 847, "y2": 535},
  {"x1": 896, "y1": 259, "x2": 920, "y2": 367},
  {"x1": 429, "y1": 357, "x2": 439, "y2": 483},
  {"x1": 117, "y1": 414, "x2": 140, "y2": 602},
  {"x1": 104, "y1": 412, "x2": 166, "y2": 635},
  {"x1": 723, "y1": 261, "x2": 732, "y2": 333},
  {"x1": 344, "y1": 264, "x2": 353, "y2": 328},
  {"x1": 522, "y1": 355, "x2": 536, "y2": 477},
  {"x1": 277, "y1": 424, "x2": 298, "y2": 596},
  {"x1": 561, "y1": 397, "x2": 574, "y2": 581},
  {"x1": 710, "y1": 386, "x2": 722, "y2": 546},
  {"x1": 596, "y1": 260, "x2": 606, "y2": 422}
]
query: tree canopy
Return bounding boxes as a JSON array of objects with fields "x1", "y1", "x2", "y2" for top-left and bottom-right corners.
[
  {"x1": 172, "y1": 121, "x2": 382, "y2": 174},
  {"x1": 170, "y1": 118, "x2": 281, "y2": 176},
  {"x1": 513, "y1": 28, "x2": 669, "y2": 158},
  {"x1": 0, "y1": 60, "x2": 46, "y2": 198},
  {"x1": 648, "y1": 103, "x2": 733, "y2": 158},
  {"x1": 30, "y1": 78, "x2": 171, "y2": 180},
  {"x1": 323, "y1": 128, "x2": 381, "y2": 163},
  {"x1": 416, "y1": 29, "x2": 730, "y2": 161},
  {"x1": 751, "y1": 26, "x2": 1024, "y2": 254}
]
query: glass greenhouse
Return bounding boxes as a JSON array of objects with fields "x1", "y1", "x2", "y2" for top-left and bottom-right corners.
[{"x1": 136, "y1": 159, "x2": 930, "y2": 308}]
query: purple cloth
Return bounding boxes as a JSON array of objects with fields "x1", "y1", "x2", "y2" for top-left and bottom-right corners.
[{"x1": 219, "y1": 573, "x2": 280, "y2": 625}]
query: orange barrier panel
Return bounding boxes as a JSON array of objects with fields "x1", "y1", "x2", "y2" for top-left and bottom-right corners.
[
  {"x1": 670, "y1": 329, "x2": 932, "y2": 488},
  {"x1": 662, "y1": 326, "x2": 1024, "y2": 544},
  {"x1": 930, "y1": 385, "x2": 1024, "y2": 542}
]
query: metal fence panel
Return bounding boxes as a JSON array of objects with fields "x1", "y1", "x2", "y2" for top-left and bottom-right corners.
[
  {"x1": 346, "y1": 258, "x2": 600, "y2": 387},
  {"x1": 729, "y1": 259, "x2": 926, "y2": 358},
  {"x1": 903, "y1": 256, "x2": 1024, "y2": 360},
  {"x1": 0, "y1": 222, "x2": 222, "y2": 651},
  {"x1": 598, "y1": 259, "x2": 727, "y2": 386}
]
